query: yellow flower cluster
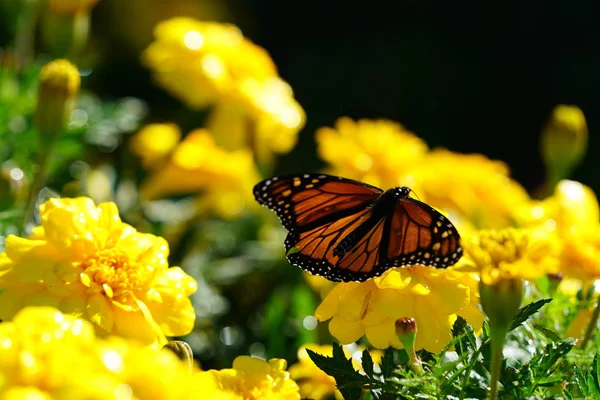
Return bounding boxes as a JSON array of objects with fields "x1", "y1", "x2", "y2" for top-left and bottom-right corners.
[
  {"x1": 142, "y1": 18, "x2": 305, "y2": 166},
  {"x1": 316, "y1": 117, "x2": 428, "y2": 189},
  {"x1": 315, "y1": 267, "x2": 483, "y2": 353},
  {"x1": 0, "y1": 197, "x2": 197, "y2": 347},
  {"x1": 138, "y1": 129, "x2": 261, "y2": 219},
  {"x1": 0, "y1": 307, "x2": 301, "y2": 399},
  {"x1": 0, "y1": 307, "x2": 198, "y2": 399},
  {"x1": 317, "y1": 117, "x2": 529, "y2": 228}
]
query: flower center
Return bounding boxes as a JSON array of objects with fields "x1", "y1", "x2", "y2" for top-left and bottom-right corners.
[
  {"x1": 473, "y1": 229, "x2": 528, "y2": 266},
  {"x1": 78, "y1": 248, "x2": 150, "y2": 302}
]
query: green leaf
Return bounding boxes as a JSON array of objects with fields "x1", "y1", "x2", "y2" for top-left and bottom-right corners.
[
  {"x1": 593, "y1": 353, "x2": 600, "y2": 391},
  {"x1": 381, "y1": 347, "x2": 395, "y2": 379},
  {"x1": 575, "y1": 365, "x2": 590, "y2": 397},
  {"x1": 451, "y1": 315, "x2": 476, "y2": 356},
  {"x1": 306, "y1": 343, "x2": 369, "y2": 400},
  {"x1": 362, "y1": 349, "x2": 374, "y2": 379},
  {"x1": 532, "y1": 324, "x2": 561, "y2": 342},
  {"x1": 509, "y1": 298, "x2": 552, "y2": 331}
]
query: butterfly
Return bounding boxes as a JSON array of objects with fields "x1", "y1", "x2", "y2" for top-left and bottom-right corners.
[{"x1": 253, "y1": 173, "x2": 462, "y2": 282}]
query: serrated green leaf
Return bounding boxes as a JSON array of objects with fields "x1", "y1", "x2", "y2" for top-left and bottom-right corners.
[
  {"x1": 509, "y1": 298, "x2": 552, "y2": 331},
  {"x1": 451, "y1": 315, "x2": 476, "y2": 356},
  {"x1": 362, "y1": 349, "x2": 374, "y2": 379},
  {"x1": 306, "y1": 343, "x2": 369, "y2": 400},
  {"x1": 381, "y1": 347, "x2": 395, "y2": 379}
]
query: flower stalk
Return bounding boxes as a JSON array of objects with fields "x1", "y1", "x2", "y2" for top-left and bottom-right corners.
[
  {"x1": 579, "y1": 293, "x2": 600, "y2": 350},
  {"x1": 479, "y1": 278, "x2": 524, "y2": 400},
  {"x1": 21, "y1": 59, "x2": 80, "y2": 234}
]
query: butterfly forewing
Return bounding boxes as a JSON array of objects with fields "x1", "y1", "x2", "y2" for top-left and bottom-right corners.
[{"x1": 253, "y1": 174, "x2": 382, "y2": 233}]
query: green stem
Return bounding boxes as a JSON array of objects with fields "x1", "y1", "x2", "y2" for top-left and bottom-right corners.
[
  {"x1": 580, "y1": 295, "x2": 600, "y2": 350},
  {"x1": 19, "y1": 148, "x2": 50, "y2": 235},
  {"x1": 488, "y1": 325, "x2": 509, "y2": 400},
  {"x1": 408, "y1": 349, "x2": 424, "y2": 376}
]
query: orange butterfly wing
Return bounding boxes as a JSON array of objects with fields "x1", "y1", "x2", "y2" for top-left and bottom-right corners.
[{"x1": 254, "y1": 174, "x2": 462, "y2": 282}]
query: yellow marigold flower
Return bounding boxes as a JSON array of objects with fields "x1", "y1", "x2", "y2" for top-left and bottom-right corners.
[
  {"x1": 519, "y1": 180, "x2": 599, "y2": 231},
  {"x1": 142, "y1": 17, "x2": 277, "y2": 109},
  {"x1": 140, "y1": 129, "x2": 261, "y2": 219},
  {"x1": 520, "y1": 180, "x2": 600, "y2": 281},
  {"x1": 460, "y1": 228, "x2": 559, "y2": 285},
  {"x1": 412, "y1": 150, "x2": 530, "y2": 228},
  {"x1": 315, "y1": 267, "x2": 484, "y2": 353},
  {"x1": 130, "y1": 123, "x2": 182, "y2": 169},
  {"x1": 200, "y1": 356, "x2": 301, "y2": 400},
  {"x1": 0, "y1": 307, "x2": 203, "y2": 399},
  {"x1": 316, "y1": 117, "x2": 428, "y2": 189},
  {"x1": 0, "y1": 197, "x2": 197, "y2": 346},
  {"x1": 216, "y1": 77, "x2": 305, "y2": 166}
]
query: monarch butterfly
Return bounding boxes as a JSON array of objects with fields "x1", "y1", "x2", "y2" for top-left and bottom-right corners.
[{"x1": 253, "y1": 173, "x2": 462, "y2": 282}]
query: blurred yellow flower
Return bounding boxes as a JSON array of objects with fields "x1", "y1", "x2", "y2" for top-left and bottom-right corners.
[
  {"x1": 143, "y1": 18, "x2": 306, "y2": 168},
  {"x1": 0, "y1": 307, "x2": 201, "y2": 399},
  {"x1": 460, "y1": 228, "x2": 559, "y2": 285},
  {"x1": 519, "y1": 180, "x2": 600, "y2": 281},
  {"x1": 142, "y1": 17, "x2": 276, "y2": 109},
  {"x1": 315, "y1": 266, "x2": 483, "y2": 353},
  {"x1": 315, "y1": 118, "x2": 529, "y2": 228},
  {"x1": 0, "y1": 197, "x2": 197, "y2": 346},
  {"x1": 412, "y1": 150, "x2": 530, "y2": 228},
  {"x1": 200, "y1": 356, "x2": 301, "y2": 400},
  {"x1": 316, "y1": 117, "x2": 428, "y2": 189},
  {"x1": 140, "y1": 129, "x2": 261, "y2": 219},
  {"x1": 130, "y1": 123, "x2": 181, "y2": 168}
]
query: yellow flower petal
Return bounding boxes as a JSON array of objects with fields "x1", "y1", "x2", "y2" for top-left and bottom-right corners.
[
  {"x1": 87, "y1": 293, "x2": 114, "y2": 332},
  {"x1": 328, "y1": 317, "x2": 365, "y2": 344}
]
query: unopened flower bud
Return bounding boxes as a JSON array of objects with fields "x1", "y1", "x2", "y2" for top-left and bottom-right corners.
[
  {"x1": 162, "y1": 340, "x2": 194, "y2": 373},
  {"x1": 34, "y1": 59, "x2": 80, "y2": 140},
  {"x1": 395, "y1": 317, "x2": 422, "y2": 375},
  {"x1": 42, "y1": 0, "x2": 99, "y2": 58},
  {"x1": 479, "y1": 278, "x2": 524, "y2": 332},
  {"x1": 541, "y1": 105, "x2": 588, "y2": 186}
]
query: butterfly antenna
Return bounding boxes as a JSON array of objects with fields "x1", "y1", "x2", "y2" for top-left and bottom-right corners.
[{"x1": 409, "y1": 189, "x2": 422, "y2": 201}]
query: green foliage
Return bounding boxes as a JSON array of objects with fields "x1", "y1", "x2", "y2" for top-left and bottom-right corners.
[{"x1": 307, "y1": 292, "x2": 589, "y2": 399}]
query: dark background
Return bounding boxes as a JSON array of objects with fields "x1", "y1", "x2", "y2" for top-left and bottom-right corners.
[{"x1": 91, "y1": 0, "x2": 600, "y2": 195}]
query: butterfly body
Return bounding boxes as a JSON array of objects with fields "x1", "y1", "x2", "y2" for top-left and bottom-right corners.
[{"x1": 254, "y1": 173, "x2": 462, "y2": 282}]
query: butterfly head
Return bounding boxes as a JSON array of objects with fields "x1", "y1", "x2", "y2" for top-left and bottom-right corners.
[{"x1": 393, "y1": 186, "x2": 411, "y2": 199}]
